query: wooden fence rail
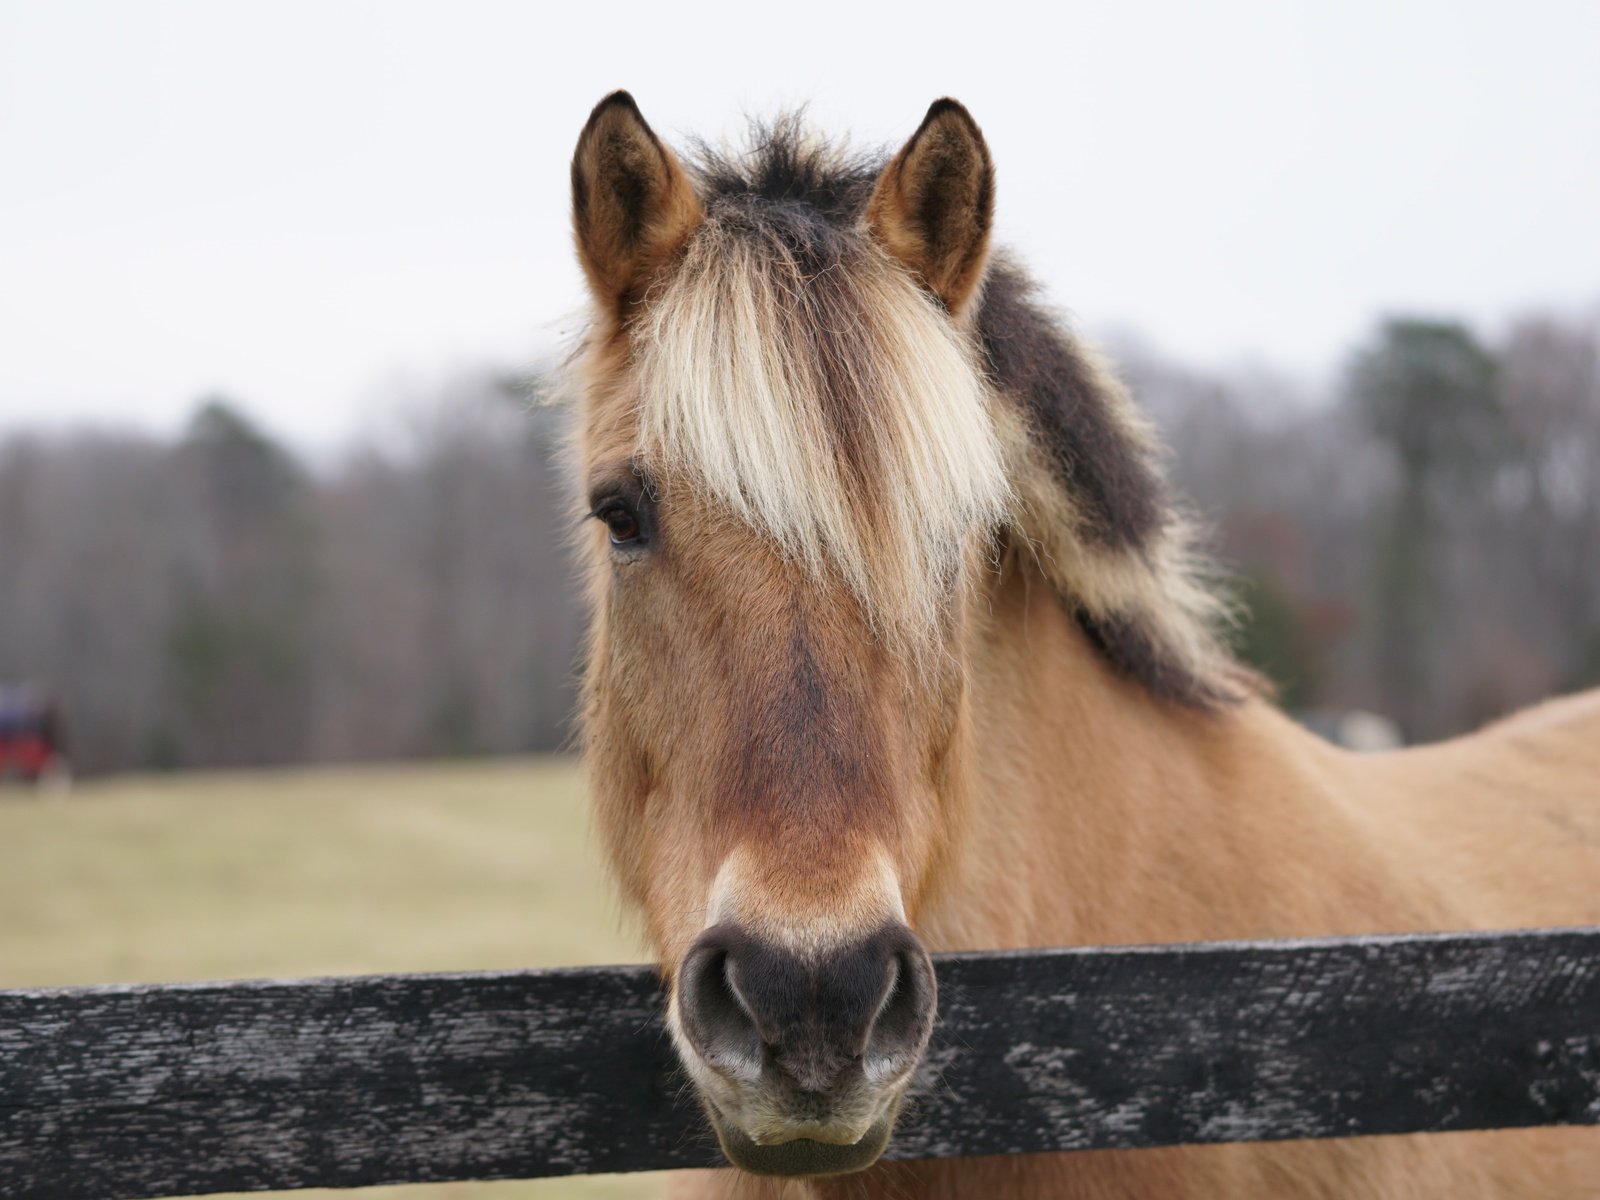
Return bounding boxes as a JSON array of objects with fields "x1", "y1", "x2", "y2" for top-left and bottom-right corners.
[{"x1": 3, "y1": 927, "x2": 1599, "y2": 1200}]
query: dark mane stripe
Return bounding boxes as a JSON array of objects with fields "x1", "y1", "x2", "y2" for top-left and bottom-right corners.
[
  {"x1": 976, "y1": 258, "x2": 1167, "y2": 552},
  {"x1": 1077, "y1": 607, "x2": 1241, "y2": 709},
  {"x1": 688, "y1": 115, "x2": 881, "y2": 217}
]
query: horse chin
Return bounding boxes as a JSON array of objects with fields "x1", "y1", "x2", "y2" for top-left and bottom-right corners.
[{"x1": 705, "y1": 1106, "x2": 896, "y2": 1177}]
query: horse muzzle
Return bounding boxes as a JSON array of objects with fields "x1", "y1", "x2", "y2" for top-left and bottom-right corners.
[{"x1": 670, "y1": 921, "x2": 937, "y2": 1176}]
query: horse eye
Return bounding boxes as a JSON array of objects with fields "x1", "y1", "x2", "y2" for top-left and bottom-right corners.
[{"x1": 596, "y1": 500, "x2": 643, "y2": 547}]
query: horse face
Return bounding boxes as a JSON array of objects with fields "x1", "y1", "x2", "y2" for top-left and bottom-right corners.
[
  {"x1": 581, "y1": 481, "x2": 962, "y2": 1172},
  {"x1": 570, "y1": 92, "x2": 998, "y2": 1175}
]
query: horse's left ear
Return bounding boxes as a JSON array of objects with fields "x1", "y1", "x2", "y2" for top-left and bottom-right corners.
[{"x1": 867, "y1": 99, "x2": 995, "y2": 315}]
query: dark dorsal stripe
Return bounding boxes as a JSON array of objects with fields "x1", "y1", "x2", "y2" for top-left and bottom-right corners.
[
  {"x1": 689, "y1": 116, "x2": 880, "y2": 218},
  {"x1": 974, "y1": 259, "x2": 1239, "y2": 709},
  {"x1": 976, "y1": 258, "x2": 1168, "y2": 551},
  {"x1": 1076, "y1": 607, "x2": 1238, "y2": 710}
]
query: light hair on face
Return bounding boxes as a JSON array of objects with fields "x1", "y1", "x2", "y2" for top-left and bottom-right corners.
[{"x1": 633, "y1": 203, "x2": 1012, "y2": 646}]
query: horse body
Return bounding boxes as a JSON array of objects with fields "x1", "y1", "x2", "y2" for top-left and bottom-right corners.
[
  {"x1": 564, "y1": 92, "x2": 1600, "y2": 1196},
  {"x1": 948, "y1": 567, "x2": 1600, "y2": 956}
]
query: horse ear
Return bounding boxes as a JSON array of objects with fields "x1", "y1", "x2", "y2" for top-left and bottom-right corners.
[
  {"x1": 867, "y1": 99, "x2": 995, "y2": 315},
  {"x1": 571, "y1": 91, "x2": 702, "y2": 313}
]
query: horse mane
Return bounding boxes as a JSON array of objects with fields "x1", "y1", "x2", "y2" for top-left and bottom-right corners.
[
  {"x1": 975, "y1": 256, "x2": 1250, "y2": 707},
  {"x1": 629, "y1": 116, "x2": 1248, "y2": 705}
]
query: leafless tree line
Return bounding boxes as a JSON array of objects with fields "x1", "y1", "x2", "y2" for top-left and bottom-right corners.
[
  {"x1": 1, "y1": 309, "x2": 1596, "y2": 773},
  {"x1": 0, "y1": 377, "x2": 580, "y2": 774},
  {"x1": 1127, "y1": 308, "x2": 1600, "y2": 739}
]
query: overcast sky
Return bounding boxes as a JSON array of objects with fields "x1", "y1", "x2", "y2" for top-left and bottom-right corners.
[{"x1": 3, "y1": 0, "x2": 1598, "y2": 448}]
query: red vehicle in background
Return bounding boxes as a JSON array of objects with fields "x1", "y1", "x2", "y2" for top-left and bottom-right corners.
[{"x1": 0, "y1": 686, "x2": 70, "y2": 790}]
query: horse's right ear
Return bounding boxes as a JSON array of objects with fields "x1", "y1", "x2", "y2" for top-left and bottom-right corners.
[
  {"x1": 571, "y1": 91, "x2": 702, "y2": 315},
  {"x1": 867, "y1": 99, "x2": 995, "y2": 316}
]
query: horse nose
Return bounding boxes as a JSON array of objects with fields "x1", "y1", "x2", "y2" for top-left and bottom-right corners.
[{"x1": 677, "y1": 923, "x2": 937, "y2": 1094}]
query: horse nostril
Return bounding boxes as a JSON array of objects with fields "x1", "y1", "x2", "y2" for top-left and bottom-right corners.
[
  {"x1": 678, "y1": 937, "x2": 764, "y2": 1083},
  {"x1": 862, "y1": 940, "x2": 937, "y2": 1082},
  {"x1": 676, "y1": 924, "x2": 937, "y2": 1096}
]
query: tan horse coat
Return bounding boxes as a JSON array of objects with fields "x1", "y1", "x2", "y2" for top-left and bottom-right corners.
[
  {"x1": 564, "y1": 91, "x2": 1600, "y2": 1198},
  {"x1": 670, "y1": 563, "x2": 1600, "y2": 1197}
]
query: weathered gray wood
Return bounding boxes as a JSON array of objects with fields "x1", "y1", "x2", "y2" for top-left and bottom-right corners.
[{"x1": 2, "y1": 928, "x2": 1598, "y2": 1200}]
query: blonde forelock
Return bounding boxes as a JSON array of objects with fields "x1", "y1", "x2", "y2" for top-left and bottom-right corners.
[{"x1": 632, "y1": 208, "x2": 1010, "y2": 647}]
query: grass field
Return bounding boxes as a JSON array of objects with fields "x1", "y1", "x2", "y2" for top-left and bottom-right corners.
[{"x1": 0, "y1": 758, "x2": 669, "y2": 1200}]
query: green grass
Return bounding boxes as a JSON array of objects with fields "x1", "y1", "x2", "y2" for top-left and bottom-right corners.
[{"x1": 0, "y1": 758, "x2": 669, "y2": 1200}]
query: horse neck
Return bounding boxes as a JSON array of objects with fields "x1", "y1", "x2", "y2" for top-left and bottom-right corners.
[{"x1": 918, "y1": 555, "x2": 1439, "y2": 953}]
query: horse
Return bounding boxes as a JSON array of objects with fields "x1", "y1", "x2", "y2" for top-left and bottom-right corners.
[{"x1": 564, "y1": 91, "x2": 1600, "y2": 1197}]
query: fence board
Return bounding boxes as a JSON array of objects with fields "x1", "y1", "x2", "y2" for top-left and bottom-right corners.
[{"x1": 3, "y1": 928, "x2": 1598, "y2": 1200}]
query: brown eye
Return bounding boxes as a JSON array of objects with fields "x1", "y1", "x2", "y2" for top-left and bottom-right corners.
[{"x1": 596, "y1": 500, "x2": 643, "y2": 547}]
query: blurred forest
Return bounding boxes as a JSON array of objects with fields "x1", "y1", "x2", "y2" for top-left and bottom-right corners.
[
  {"x1": 0, "y1": 378, "x2": 580, "y2": 774},
  {"x1": 2, "y1": 309, "x2": 1597, "y2": 775}
]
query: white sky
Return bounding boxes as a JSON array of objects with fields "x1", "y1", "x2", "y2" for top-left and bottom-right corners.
[{"x1": 2, "y1": 0, "x2": 1598, "y2": 448}]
